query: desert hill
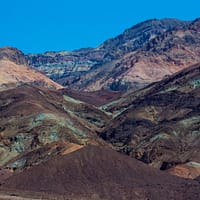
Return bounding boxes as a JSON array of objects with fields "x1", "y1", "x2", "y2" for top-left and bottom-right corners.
[
  {"x1": 98, "y1": 63, "x2": 200, "y2": 179},
  {"x1": 2, "y1": 145, "x2": 200, "y2": 200}
]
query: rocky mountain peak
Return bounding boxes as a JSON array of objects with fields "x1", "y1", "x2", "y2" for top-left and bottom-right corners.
[
  {"x1": 0, "y1": 47, "x2": 27, "y2": 65},
  {"x1": 99, "y1": 18, "x2": 190, "y2": 53}
]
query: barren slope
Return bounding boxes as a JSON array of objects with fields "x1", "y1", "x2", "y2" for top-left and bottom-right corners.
[
  {"x1": 99, "y1": 63, "x2": 200, "y2": 178},
  {"x1": 1, "y1": 145, "x2": 200, "y2": 200},
  {"x1": 0, "y1": 85, "x2": 110, "y2": 169},
  {"x1": 61, "y1": 89, "x2": 122, "y2": 106}
]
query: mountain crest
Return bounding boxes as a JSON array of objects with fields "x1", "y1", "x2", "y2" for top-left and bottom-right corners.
[{"x1": 0, "y1": 47, "x2": 27, "y2": 65}]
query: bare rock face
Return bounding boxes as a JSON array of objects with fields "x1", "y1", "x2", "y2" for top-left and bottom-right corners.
[
  {"x1": 27, "y1": 18, "x2": 193, "y2": 91},
  {"x1": 98, "y1": 63, "x2": 200, "y2": 177},
  {"x1": 26, "y1": 48, "x2": 105, "y2": 87}
]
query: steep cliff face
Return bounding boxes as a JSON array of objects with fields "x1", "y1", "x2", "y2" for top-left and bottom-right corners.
[{"x1": 27, "y1": 18, "x2": 191, "y2": 90}]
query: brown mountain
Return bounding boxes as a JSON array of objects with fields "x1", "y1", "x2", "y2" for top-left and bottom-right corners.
[
  {"x1": 0, "y1": 47, "x2": 63, "y2": 91},
  {"x1": 73, "y1": 18, "x2": 200, "y2": 91},
  {"x1": 1, "y1": 145, "x2": 200, "y2": 200},
  {"x1": 27, "y1": 18, "x2": 192, "y2": 91},
  {"x1": 0, "y1": 47, "x2": 27, "y2": 65},
  {"x1": 98, "y1": 63, "x2": 200, "y2": 178}
]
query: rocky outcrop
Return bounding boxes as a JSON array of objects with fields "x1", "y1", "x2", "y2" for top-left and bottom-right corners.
[
  {"x1": 99, "y1": 18, "x2": 190, "y2": 59},
  {"x1": 167, "y1": 162, "x2": 200, "y2": 179},
  {"x1": 0, "y1": 47, "x2": 27, "y2": 65}
]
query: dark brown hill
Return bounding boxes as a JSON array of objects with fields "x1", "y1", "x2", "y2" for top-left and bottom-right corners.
[
  {"x1": 99, "y1": 63, "x2": 200, "y2": 178},
  {"x1": 2, "y1": 145, "x2": 200, "y2": 200}
]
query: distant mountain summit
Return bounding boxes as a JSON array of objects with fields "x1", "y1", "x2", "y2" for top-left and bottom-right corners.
[
  {"x1": 99, "y1": 18, "x2": 190, "y2": 57},
  {"x1": 27, "y1": 18, "x2": 194, "y2": 91},
  {"x1": 72, "y1": 18, "x2": 200, "y2": 91}
]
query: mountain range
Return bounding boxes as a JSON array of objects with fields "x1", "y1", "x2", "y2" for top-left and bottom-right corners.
[
  {"x1": 0, "y1": 18, "x2": 200, "y2": 199},
  {"x1": 27, "y1": 18, "x2": 200, "y2": 91}
]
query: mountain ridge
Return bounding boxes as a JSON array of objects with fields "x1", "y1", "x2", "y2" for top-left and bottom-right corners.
[
  {"x1": 72, "y1": 18, "x2": 200, "y2": 91},
  {"x1": 26, "y1": 18, "x2": 194, "y2": 91}
]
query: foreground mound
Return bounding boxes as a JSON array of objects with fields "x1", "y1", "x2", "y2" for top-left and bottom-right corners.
[{"x1": 2, "y1": 145, "x2": 200, "y2": 200}]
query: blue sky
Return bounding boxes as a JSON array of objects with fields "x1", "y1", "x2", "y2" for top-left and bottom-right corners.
[{"x1": 1, "y1": 0, "x2": 199, "y2": 53}]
